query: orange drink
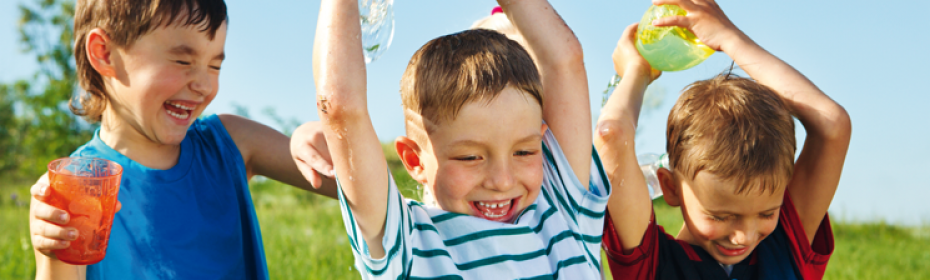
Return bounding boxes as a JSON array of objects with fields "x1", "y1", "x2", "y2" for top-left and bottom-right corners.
[{"x1": 46, "y1": 157, "x2": 122, "y2": 265}]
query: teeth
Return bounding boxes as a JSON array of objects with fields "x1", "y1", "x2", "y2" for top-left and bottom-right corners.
[
  {"x1": 166, "y1": 101, "x2": 194, "y2": 111},
  {"x1": 166, "y1": 109, "x2": 189, "y2": 119},
  {"x1": 477, "y1": 200, "x2": 511, "y2": 209}
]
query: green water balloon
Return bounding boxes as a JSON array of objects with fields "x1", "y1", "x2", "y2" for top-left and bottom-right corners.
[{"x1": 635, "y1": 5, "x2": 715, "y2": 72}]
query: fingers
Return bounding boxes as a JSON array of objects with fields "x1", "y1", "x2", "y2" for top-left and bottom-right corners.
[
  {"x1": 295, "y1": 143, "x2": 335, "y2": 177},
  {"x1": 32, "y1": 219, "x2": 77, "y2": 242},
  {"x1": 32, "y1": 234, "x2": 71, "y2": 257},
  {"x1": 622, "y1": 23, "x2": 639, "y2": 40},
  {"x1": 650, "y1": 15, "x2": 691, "y2": 29},
  {"x1": 31, "y1": 198, "x2": 69, "y2": 225},
  {"x1": 31, "y1": 181, "x2": 49, "y2": 200},
  {"x1": 295, "y1": 159, "x2": 324, "y2": 189}
]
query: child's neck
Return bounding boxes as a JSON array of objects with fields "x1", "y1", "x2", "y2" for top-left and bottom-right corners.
[{"x1": 99, "y1": 111, "x2": 181, "y2": 170}]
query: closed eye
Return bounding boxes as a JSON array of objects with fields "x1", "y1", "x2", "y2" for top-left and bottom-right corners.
[
  {"x1": 760, "y1": 212, "x2": 776, "y2": 219},
  {"x1": 454, "y1": 155, "x2": 480, "y2": 161},
  {"x1": 514, "y1": 150, "x2": 537, "y2": 156},
  {"x1": 175, "y1": 60, "x2": 191, "y2": 66},
  {"x1": 709, "y1": 215, "x2": 730, "y2": 222}
]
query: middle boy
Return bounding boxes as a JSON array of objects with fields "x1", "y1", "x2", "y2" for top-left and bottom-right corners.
[{"x1": 310, "y1": 0, "x2": 609, "y2": 278}]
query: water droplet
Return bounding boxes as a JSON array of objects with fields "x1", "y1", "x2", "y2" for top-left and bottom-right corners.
[
  {"x1": 624, "y1": 141, "x2": 628, "y2": 146},
  {"x1": 349, "y1": 176, "x2": 354, "y2": 181}
]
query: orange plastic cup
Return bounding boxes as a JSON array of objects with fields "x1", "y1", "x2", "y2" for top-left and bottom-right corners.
[{"x1": 46, "y1": 157, "x2": 122, "y2": 265}]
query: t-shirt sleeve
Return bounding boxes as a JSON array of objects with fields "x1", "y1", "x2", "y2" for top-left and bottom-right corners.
[
  {"x1": 540, "y1": 128, "x2": 611, "y2": 229},
  {"x1": 779, "y1": 191, "x2": 834, "y2": 280},
  {"x1": 603, "y1": 209, "x2": 661, "y2": 280},
  {"x1": 337, "y1": 170, "x2": 411, "y2": 279}
]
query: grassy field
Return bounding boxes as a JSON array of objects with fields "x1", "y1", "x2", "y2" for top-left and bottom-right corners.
[{"x1": 2, "y1": 149, "x2": 928, "y2": 279}]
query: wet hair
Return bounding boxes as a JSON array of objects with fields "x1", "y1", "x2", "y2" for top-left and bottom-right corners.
[
  {"x1": 666, "y1": 72, "x2": 796, "y2": 195},
  {"x1": 400, "y1": 29, "x2": 542, "y2": 141},
  {"x1": 72, "y1": 0, "x2": 227, "y2": 122}
]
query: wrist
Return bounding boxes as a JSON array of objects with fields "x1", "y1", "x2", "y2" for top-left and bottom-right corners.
[{"x1": 718, "y1": 31, "x2": 756, "y2": 56}]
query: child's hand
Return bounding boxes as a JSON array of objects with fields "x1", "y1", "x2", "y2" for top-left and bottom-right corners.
[
  {"x1": 651, "y1": 0, "x2": 747, "y2": 52},
  {"x1": 29, "y1": 176, "x2": 122, "y2": 258},
  {"x1": 614, "y1": 23, "x2": 661, "y2": 85},
  {"x1": 290, "y1": 121, "x2": 335, "y2": 189}
]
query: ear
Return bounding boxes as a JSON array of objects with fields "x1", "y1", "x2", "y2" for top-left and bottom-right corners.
[
  {"x1": 395, "y1": 136, "x2": 427, "y2": 184},
  {"x1": 85, "y1": 28, "x2": 118, "y2": 77},
  {"x1": 657, "y1": 167, "x2": 681, "y2": 207},
  {"x1": 540, "y1": 123, "x2": 548, "y2": 136}
]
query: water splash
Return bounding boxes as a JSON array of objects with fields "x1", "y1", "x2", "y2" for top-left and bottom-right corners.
[{"x1": 359, "y1": 0, "x2": 395, "y2": 63}]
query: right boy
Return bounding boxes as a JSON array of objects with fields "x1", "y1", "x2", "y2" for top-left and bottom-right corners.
[
  {"x1": 28, "y1": 0, "x2": 336, "y2": 279},
  {"x1": 596, "y1": 0, "x2": 850, "y2": 279},
  {"x1": 312, "y1": 0, "x2": 609, "y2": 278}
]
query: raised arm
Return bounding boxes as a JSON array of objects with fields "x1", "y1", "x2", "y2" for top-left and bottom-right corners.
[
  {"x1": 498, "y1": 0, "x2": 591, "y2": 186},
  {"x1": 596, "y1": 23, "x2": 662, "y2": 253},
  {"x1": 653, "y1": 0, "x2": 852, "y2": 243},
  {"x1": 312, "y1": 0, "x2": 389, "y2": 257}
]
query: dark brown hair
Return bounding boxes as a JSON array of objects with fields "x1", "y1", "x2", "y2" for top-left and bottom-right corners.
[
  {"x1": 400, "y1": 29, "x2": 542, "y2": 139},
  {"x1": 72, "y1": 0, "x2": 227, "y2": 122},
  {"x1": 666, "y1": 74, "x2": 796, "y2": 195}
]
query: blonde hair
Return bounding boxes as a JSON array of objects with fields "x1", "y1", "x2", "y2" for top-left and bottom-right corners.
[
  {"x1": 72, "y1": 0, "x2": 227, "y2": 122},
  {"x1": 666, "y1": 74, "x2": 796, "y2": 195}
]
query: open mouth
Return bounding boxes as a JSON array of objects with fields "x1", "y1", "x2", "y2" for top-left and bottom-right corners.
[
  {"x1": 164, "y1": 101, "x2": 195, "y2": 120},
  {"x1": 472, "y1": 198, "x2": 518, "y2": 222},
  {"x1": 715, "y1": 243, "x2": 749, "y2": 257}
]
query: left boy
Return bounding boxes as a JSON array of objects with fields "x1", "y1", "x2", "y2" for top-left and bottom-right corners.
[{"x1": 29, "y1": 0, "x2": 336, "y2": 279}]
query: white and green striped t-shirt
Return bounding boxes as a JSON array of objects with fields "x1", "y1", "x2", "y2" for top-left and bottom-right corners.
[{"x1": 337, "y1": 129, "x2": 611, "y2": 279}]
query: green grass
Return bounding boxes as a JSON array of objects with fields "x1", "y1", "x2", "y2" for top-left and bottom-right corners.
[{"x1": 3, "y1": 154, "x2": 929, "y2": 279}]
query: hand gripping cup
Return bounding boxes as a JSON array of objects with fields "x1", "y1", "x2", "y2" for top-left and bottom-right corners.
[
  {"x1": 46, "y1": 157, "x2": 122, "y2": 265},
  {"x1": 635, "y1": 5, "x2": 715, "y2": 72}
]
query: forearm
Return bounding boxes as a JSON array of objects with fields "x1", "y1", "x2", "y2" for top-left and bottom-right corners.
[
  {"x1": 35, "y1": 255, "x2": 85, "y2": 280},
  {"x1": 723, "y1": 37, "x2": 850, "y2": 140},
  {"x1": 498, "y1": 0, "x2": 582, "y2": 69},
  {"x1": 596, "y1": 73, "x2": 653, "y2": 252},
  {"x1": 499, "y1": 0, "x2": 591, "y2": 185},
  {"x1": 313, "y1": 0, "x2": 389, "y2": 257}
]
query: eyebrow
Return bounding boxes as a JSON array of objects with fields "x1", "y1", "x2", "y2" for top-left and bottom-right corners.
[
  {"x1": 706, "y1": 205, "x2": 782, "y2": 215},
  {"x1": 450, "y1": 134, "x2": 542, "y2": 148},
  {"x1": 169, "y1": 45, "x2": 225, "y2": 61}
]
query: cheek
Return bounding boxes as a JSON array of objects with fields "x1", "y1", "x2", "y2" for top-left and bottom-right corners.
[
  {"x1": 432, "y1": 164, "x2": 477, "y2": 202},
  {"x1": 691, "y1": 219, "x2": 727, "y2": 241},
  {"x1": 517, "y1": 155, "x2": 544, "y2": 190},
  {"x1": 758, "y1": 216, "x2": 779, "y2": 239}
]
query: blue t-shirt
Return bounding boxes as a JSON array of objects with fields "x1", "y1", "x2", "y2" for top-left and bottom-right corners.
[{"x1": 72, "y1": 115, "x2": 269, "y2": 280}]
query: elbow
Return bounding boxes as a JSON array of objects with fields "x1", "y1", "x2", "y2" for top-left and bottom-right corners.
[
  {"x1": 820, "y1": 104, "x2": 852, "y2": 143},
  {"x1": 315, "y1": 87, "x2": 368, "y2": 124},
  {"x1": 594, "y1": 119, "x2": 637, "y2": 153},
  {"x1": 542, "y1": 39, "x2": 584, "y2": 71}
]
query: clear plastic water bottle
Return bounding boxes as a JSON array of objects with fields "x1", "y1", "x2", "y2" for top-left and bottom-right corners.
[
  {"x1": 638, "y1": 153, "x2": 668, "y2": 199},
  {"x1": 601, "y1": 74, "x2": 622, "y2": 106},
  {"x1": 359, "y1": 0, "x2": 395, "y2": 64}
]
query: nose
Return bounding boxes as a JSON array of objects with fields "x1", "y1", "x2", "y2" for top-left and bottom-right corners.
[
  {"x1": 483, "y1": 158, "x2": 515, "y2": 192},
  {"x1": 189, "y1": 67, "x2": 215, "y2": 96},
  {"x1": 729, "y1": 218, "x2": 759, "y2": 246}
]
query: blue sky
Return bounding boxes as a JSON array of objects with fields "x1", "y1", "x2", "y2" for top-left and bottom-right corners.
[{"x1": 2, "y1": 0, "x2": 928, "y2": 225}]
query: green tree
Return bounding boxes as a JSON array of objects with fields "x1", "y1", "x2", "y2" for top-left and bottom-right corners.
[{"x1": 1, "y1": 0, "x2": 93, "y2": 180}]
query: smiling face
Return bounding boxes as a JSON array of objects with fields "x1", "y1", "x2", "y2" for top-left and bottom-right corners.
[
  {"x1": 410, "y1": 87, "x2": 545, "y2": 223},
  {"x1": 663, "y1": 170, "x2": 785, "y2": 265},
  {"x1": 103, "y1": 21, "x2": 227, "y2": 146}
]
